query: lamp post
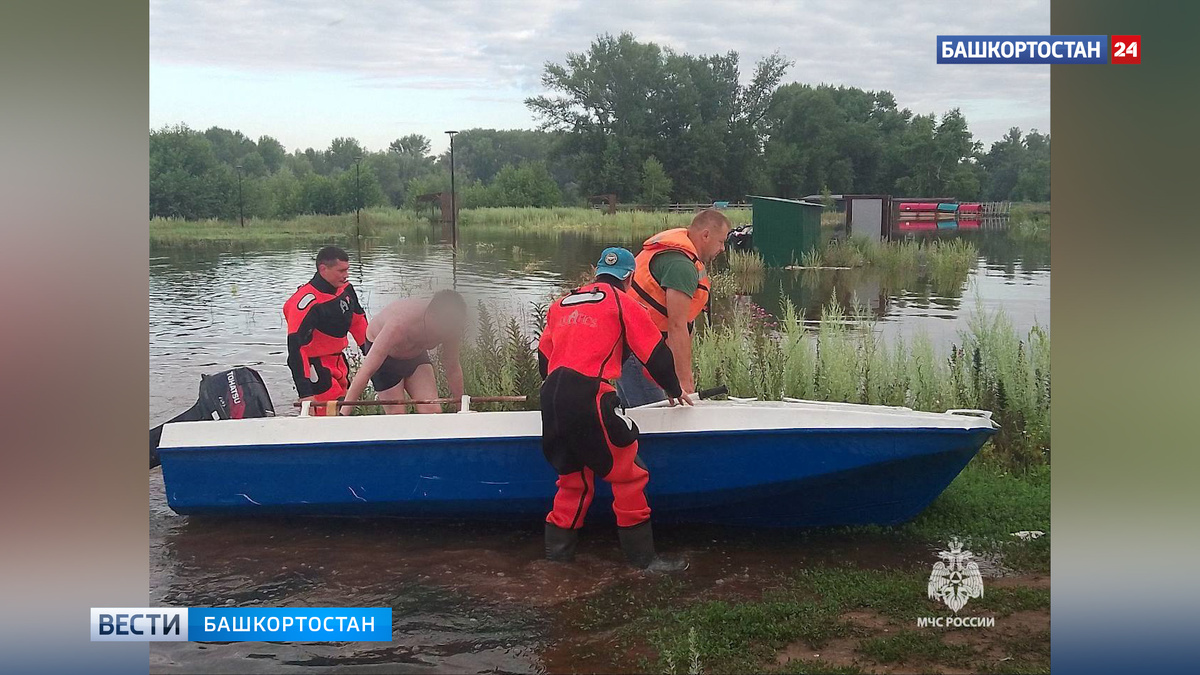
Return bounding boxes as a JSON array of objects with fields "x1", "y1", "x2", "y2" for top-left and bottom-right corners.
[
  {"x1": 445, "y1": 130, "x2": 458, "y2": 249},
  {"x1": 235, "y1": 164, "x2": 244, "y2": 227}
]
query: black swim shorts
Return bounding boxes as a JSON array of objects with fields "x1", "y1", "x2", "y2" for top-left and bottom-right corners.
[{"x1": 361, "y1": 340, "x2": 432, "y2": 392}]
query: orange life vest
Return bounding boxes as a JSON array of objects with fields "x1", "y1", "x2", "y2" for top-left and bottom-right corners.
[{"x1": 629, "y1": 228, "x2": 709, "y2": 333}]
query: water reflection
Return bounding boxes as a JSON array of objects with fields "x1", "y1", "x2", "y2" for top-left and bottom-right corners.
[{"x1": 149, "y1": 225, "x2": 1048, "y2": 422}]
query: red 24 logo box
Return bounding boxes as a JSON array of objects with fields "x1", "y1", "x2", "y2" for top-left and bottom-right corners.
[{"x1": 1111, "y1": 35, "x2": 1141, "y2": 64}]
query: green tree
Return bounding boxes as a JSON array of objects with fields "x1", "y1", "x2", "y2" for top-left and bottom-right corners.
[
  {"x1": 527, "y1": 33, "x2": 789, "y2": 202},
  {"x1": 640, "y1": 156, "x2": 673, "y2": 205},
  {"x1": 257, "y1": 135, "x2": 287, "y2": 173},
  {"x1": 203, "y1": 126, "x2": 256, "y2": 166},
  {"x1": 820, "y1": 185, "x2": 835, "y2": 208},
  {"x1": 301, "y1": 173, "x2": 340, "y2": 214},
  {"x1": 335, "y1": 167, "x2": 386, "y2": 213},
  {"x1": 239, "y1": 151, "x2": 268, "y2": 177},
  {"x1": 389, "y1": 134, "x2": 432, "y2": 158},
  {"x1": 324, "y1": 137, "x2": 365, "y2": 173},
  {"x1": 491, "y1": 161, "x2": 562, "y2": 207},
  {"x1": 149, "y1": 124, "x2": 235, "y2": 219}
]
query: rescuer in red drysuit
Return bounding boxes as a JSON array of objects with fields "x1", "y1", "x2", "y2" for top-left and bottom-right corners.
[
  {"x1": 283, "y1": 246, "x2": 368, "y2": 413},
  {"x1": 538, "y1": 247, "x2": 691, "y2": 573}
]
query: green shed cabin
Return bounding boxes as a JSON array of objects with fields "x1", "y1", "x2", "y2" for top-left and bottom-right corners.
[{"x1": 748, "y1": 195, "x2": 825, "y2": 267}]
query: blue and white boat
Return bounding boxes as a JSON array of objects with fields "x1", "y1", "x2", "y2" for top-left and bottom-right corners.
[{"x1": 157, "y1": 399, "x2": 996, "y2": 528}]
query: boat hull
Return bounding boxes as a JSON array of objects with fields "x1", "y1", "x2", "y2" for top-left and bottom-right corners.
[{"x1": 159, "y1": 406, "x2": 994, "y2": 527}]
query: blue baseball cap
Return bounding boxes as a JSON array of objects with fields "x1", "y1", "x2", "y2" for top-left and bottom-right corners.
[{"x1": 595, "y1": 247, "x2": 637, "y2": 280}]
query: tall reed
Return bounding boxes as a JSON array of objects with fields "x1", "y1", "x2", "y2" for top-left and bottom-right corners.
[
  {"x1": 692, "y1": 297, "x2": 1050, "y2": 469},
  {"x1": 347, "y1": 288, "x2": 1048, "y2": 469}
]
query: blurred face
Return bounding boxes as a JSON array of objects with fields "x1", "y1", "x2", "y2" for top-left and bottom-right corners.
[
  {"x1": 425, "y1": 305, "x2": 468, "y2": 344},
  {"x1": 318, "y1": 260, "x2": 350, "y2": 287}
]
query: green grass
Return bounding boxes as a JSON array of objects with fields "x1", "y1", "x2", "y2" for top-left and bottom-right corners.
[
  {"x1": 692, "y1": 297, "x2": 1049, "y2": 470},
  {"x1": 857, "y1": 630, "x2": 977, "y2": 664},
  {"x1": 460, "y1": 206, "x2": 750, "y2": 231},
  {"x1": 1006, "y1": 205, "x2": 1051, "y2": 245},
  {"x1": 612, "y1": 462, "x2": 1050, "y2": 673},
  {"x1": 904, "y1": 463, "x2": 1050, "y2": 549},
  {"x1": 635, "y1": 552, "x2": 1050, "y2": 674},
  {"x1": 787, "y1": 237, "x2": 977, "y2": 297},
  {"x1": 726, "y1": 249, "x2": 766, "y2": 277},
  {"x1": 149, "y1": 207, "x2": 434, "y2": 246},
  {"x1": 150, "y1": 206, "x2": 752, "y2": 246}
]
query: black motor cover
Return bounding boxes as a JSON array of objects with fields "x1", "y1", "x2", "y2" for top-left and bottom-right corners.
[
  {"x1": 726, "y1": 225, "x2": 754, "y2": 252},
  {"x1": 149, "y1": 367, "x2": 275, "y2": 468}
]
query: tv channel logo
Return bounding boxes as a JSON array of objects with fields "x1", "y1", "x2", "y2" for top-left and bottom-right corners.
[
  {"x1": 91, "y1": 608, "x2": 188, "y2": 642},
  {"x1": 91, "y1": 607, "x2": 393, "y2": 642}
]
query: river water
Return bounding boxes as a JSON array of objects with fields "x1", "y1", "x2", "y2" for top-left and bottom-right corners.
[{"x1": 148, "y1": 224, "x2": 1048, "y2": 672}]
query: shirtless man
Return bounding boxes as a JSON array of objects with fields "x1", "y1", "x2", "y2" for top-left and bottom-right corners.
[{"x1": 341, "y1": 290, "x2": 468, "y2": 414}]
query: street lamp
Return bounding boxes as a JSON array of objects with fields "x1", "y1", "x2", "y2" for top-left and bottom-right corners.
[
  {"x1": 235, "y1": 164, "x2": 244, "y2": 227},
  {"x1": 445, "y1": 130, "x2": 458, "y2": 249},
  {"x1": 353, "y1": 156, "x2": 363, "y2": 238}
]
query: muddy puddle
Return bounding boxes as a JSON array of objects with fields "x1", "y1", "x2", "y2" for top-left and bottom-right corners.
[{"x1": 151, "y1": 469, "x2": 1030, "y2": 673}]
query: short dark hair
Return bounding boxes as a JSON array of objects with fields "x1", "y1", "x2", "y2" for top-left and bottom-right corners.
[
  {"x1": 428, "y1": 289, "x2": 467, "y2": 316},
  {"x1": 690, "y1": 209, "x2": 732, "y2": 233},
  {"x1": 316, "y1": 246, "x2": 349, "y2": 269}
]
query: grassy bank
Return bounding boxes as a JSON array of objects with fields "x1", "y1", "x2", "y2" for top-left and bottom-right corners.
[
  {"x1": 692, "y1": 298, "x2": 1049, "y2": 469},
  {"x1": 366, "y1": 286, "x2": 1049, "y2": 470},
  {"x1": 799, "y1": 236, "x2": 977, "y2": 279},
  {"x1": 149, "y1": 206, "x2": 752, "y2": 246},
  {"x1": 550, "y1": 461, "x2": 1049, "y2": 674}
]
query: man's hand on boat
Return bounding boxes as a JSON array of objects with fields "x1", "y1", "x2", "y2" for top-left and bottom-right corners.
[{"x1": 666, "y1": 391, "x2": 695, "y2": 407}]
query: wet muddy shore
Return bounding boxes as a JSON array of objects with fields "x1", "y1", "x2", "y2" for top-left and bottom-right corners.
[{"x1": 150, "y1": 469, "x2": 1049, "y2": 674}]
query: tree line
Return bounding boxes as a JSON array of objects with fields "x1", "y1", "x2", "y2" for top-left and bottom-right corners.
[{"x1": 149, "y1": 33, "x2": 1049, "y2": 221}]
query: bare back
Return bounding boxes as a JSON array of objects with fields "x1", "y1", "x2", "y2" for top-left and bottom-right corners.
[{"x1": 365, "y1": 297, "x2": 440, "y2": 359}]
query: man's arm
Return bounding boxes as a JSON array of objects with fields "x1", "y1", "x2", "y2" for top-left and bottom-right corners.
[
  {"x1": 347, "y1": 285, "x2": 368, "y2": 348},
  {"x1": 664, "y1": 288, "x2": 696, "y2": 394},
  {"x1": 441, "y1": 337, "x2": 465, "y2": 401},
  {"x1": 341, "y1": 321, "x2": 395, "y2": 412},
  {"x1": 620, "y1": 294, "x2": 683, "y2": 399},
  {"x1": 284, "y1": 301, "x2": 314, "y2": 399}
]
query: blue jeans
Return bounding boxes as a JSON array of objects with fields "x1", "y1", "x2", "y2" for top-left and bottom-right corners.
[{"x1": 615, "y1": 354, "x2": 667, "y2": 408}]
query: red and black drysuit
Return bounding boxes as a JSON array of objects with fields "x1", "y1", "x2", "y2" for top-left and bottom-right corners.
[
  {"x1": 283, "y1": 273, "x2": 368, "y2": 404},
  {"x1": 537, "y1": 279, "x2": 682, "y2": 530}
]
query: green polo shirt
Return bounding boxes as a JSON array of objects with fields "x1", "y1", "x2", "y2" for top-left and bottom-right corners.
[{"x1": 648, "y1": 251, "x2": 699, "y2": 297}]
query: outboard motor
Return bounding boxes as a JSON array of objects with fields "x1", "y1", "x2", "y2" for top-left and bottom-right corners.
[
  {"x1": 726, "y1": 225, "x2": 753, "y2": 252},
  {"x1": 149, "y1": 367, "x2": 275, "y2": 469}
]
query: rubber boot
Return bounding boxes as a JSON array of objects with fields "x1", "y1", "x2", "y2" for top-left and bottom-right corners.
[
  {"x1": 545, "y1": 522, "x2": 579, "y2": 562},
  {"x1": 618, "y1": 521, "x2": 688, "y2": 573}
]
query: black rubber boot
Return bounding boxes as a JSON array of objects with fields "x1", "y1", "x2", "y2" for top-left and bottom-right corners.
[
  {"x1": 618, "y1": 521, "x2": 688, "y2": 573},
  {"x1": 545, "y1": 523, "x2": 579, "y2": 562}
]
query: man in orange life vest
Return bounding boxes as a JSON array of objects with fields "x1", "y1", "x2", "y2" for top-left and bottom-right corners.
[
  {"x1": 283, "y1": 246, "x2": 368, "y2": 411},
  {"x1": 617, "y1": 209, "x2": 731, "y2": 407},
  {"x1": 539, "y1": 247, "x2": 691, "y2": 572}
]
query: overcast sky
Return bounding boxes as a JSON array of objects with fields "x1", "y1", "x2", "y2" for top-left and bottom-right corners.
[{"x1": 149, "y1": 0, "x2": 1050, "y2": 154}]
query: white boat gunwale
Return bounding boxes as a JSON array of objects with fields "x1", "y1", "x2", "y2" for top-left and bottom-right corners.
[{"x1": 159, "y1": 400, "x2": 996, "y2": 450}]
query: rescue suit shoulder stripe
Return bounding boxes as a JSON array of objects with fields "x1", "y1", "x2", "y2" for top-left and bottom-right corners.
[{"x1": 560, "y1": 289, "x2": 607, "y2": 306}]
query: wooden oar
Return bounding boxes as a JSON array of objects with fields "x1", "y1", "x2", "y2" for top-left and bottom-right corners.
[{"x1": 293, "y1": 395, "x2": 527, "y2": 416}]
